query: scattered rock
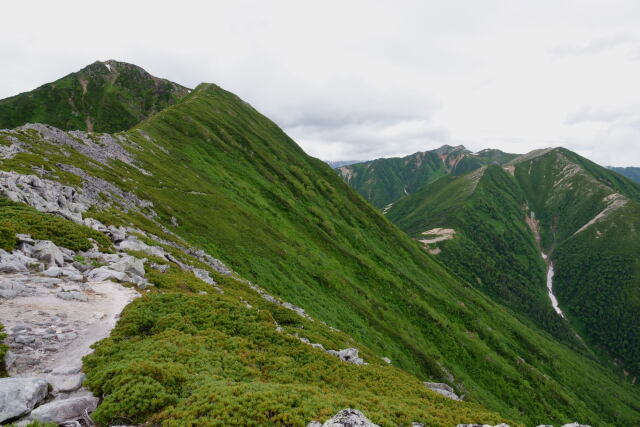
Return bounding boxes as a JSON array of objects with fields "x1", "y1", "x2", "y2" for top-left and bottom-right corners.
[
  {"x1": 0, "y1": 377, "x2": 48, "y2": 423},
  {"x1": 150, "y1": 263, "x2": 170, "y2": 272},
  {"x1": 327, "y1": 348, "x2": 366, "y2": 365},
  {"x1": 86, "y1": 267, "x2": 129, "y2": 282},
  {"x1": 423, "y1": 382, "x2": 461, "y2": 400}
]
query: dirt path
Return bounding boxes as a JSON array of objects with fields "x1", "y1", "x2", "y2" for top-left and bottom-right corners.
[{"x1": 1, "y1": 274, "x2": 138, "y2": 394}]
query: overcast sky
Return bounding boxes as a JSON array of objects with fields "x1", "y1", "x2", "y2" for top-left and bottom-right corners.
[{"x1": 2, "y1": 1, "x2": 640, "y2": 165}]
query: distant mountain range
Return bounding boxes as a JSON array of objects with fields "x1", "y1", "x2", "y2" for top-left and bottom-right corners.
[
  {"x1": 608, "y1": 166, "x2": 640, "y2": 183},
  {"x1": 335, "y1": 145, "x2": 518, "y2": 208}
]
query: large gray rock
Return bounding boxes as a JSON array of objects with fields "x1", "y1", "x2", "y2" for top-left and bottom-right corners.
[
  {"x1": 0, "y1": 377, "x2": 48, "y2": 422},
  {"x1": 21, "y1": 396, "x2": 98, "y2": 424},
  {"x1": 0, "y1": 249, "x2": 38, "y2": 273},
  {"x1": 33, "y1": 240, "x2": 64, "y2": 267},
  {"x1": 562, "y1": 423, "x2": 592, "y2": 427},
  {"x1": 108, "y1": 255, "x2": 145, "y2": 277},
  {"x1": 423, "y1": 382, "x2": 461, "y2": 400},
  {"x1": 87, "y1": 267, "x2": 129, "y2": 282},
  {"x1": 313, "y1": 409, "x2": 380, "y2": 427}
]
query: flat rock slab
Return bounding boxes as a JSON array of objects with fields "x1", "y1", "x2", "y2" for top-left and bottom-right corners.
[
  {"x1": 18, "y1": 395, "x2": 99, "y2": 425},
  {"x1": 0, "y1": 377, "x2": 48, "y2": 423}
]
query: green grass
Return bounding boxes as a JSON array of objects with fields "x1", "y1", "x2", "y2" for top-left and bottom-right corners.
[
  {"x1": 84, "y1": 273, "x2": 509, "y2": 427},
  {"x1": 0, "y1": 323, "x2": 8, "y2": 377},
  {"x1": 1, "y1": 84, "x2": 639, "y2": 425},
  {"x1": 0, "y1": 198, "x2": 111, "y2": 252}
]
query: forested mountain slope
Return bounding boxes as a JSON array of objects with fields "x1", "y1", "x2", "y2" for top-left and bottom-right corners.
[
  {"x1": 336, "y1": 145, "x2": 518, "y2": 209},
  {"x1": 0, "y1": 68, "x2": 638, "y2": 425},
  {"x1": 0, "y1": 60, "x2": 190, "y2": 133},
  {"x1": 387, "y1": 147, "x2": 640, "y2": 382}
]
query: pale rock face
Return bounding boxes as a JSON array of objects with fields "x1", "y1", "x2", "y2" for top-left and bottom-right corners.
[{"x1": 0, "y1": 377, "x2": 48, "y2": 423}]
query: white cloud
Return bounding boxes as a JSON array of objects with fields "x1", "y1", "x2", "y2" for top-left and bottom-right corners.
[{"x1": 1, "y1": 0, "x2": 640, "y2": 165}]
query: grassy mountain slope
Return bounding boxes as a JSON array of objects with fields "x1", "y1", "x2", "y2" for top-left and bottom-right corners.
[
  {"x1": 337, "y1": 146, "x2": 518, "y2": 209},
  {"x1": 0, "y1": 197, "x2": 506, "y2": 426},
  {"x1": 0, "y1": 60, "x2": 189, "y2": 133},
  {"x1": 608, "y1": 166, "x2": 640, "y2": 184},
  {"x1": 1, "y1": 83, "x2": 639, "y2": 425}
]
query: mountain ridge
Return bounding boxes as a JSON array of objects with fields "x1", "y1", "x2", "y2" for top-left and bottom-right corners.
[{"x1": 336, "y1": 145, "x2": 519, "y2": 208}]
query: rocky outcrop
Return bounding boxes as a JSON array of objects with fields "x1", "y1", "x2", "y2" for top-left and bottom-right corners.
[
  {"x1": 0, "y1": 377, "x2": 48, "y2": 422},
  {"x1": 0, "y1": 171, "x2": 89, "y2": 223},
  {"x1": 423, "y1": 382, "x2": 461, "y2": 400},
  {"x1": 456, "y1": 424, "x2": 510, "y2": 427},
  {"x1": 308, "y1": 409, "x2": 380, "y2": 427}
]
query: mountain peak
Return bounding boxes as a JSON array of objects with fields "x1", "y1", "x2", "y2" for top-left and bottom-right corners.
[
  {"x1": 0, "y1": 60, "x2": 190, "y2": 133},
  {"x1": 434, "y1": 144, "x2": 467, "y2": 155}
]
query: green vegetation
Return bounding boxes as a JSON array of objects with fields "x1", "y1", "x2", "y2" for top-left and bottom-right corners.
[
  {"x1": 0, "y1": 197, "x2": 111, "y2": 252},
  {"x1": 0, "y1": 60, "x2": 189, "y2": 133},
  {"x1": 1, "y1": 81, "x2": 639, "y2": 425},
  {"x1": 387, "y1": 166, "x2": 581, "y2": 348},
  {"x1": 84, "y1": 272, "x2": 508, "y2": 426},
  {"x1": 0, "y1": 323, "x2": 8, "y2": 377},
  {"x1": 337, "y1": 145, "x2": 518, "y2": 209},
  {"x1": 388, "y1": 148, "x2": 640, "y2": 381}
]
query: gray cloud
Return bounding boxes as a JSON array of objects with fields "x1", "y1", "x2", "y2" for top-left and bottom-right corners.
[
  {"x1": 1, "y1": 1, "x2": 640, "y2": 166},
  {"x1": 550, "y1": 33, "x2": 638, "y2": 57}
]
